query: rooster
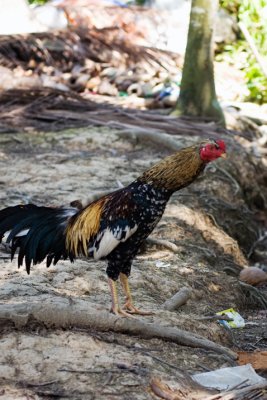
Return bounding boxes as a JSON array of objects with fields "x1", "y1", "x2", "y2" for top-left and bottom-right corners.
[{"x1": 0, "y1": 139, "x2": 226, "y2": 316}]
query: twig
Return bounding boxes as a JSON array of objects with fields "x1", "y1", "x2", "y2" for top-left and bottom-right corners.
[
  {"x1": 238, "y1": 22, "x2": 267, "y2": 78},
  {"x1": 194, "y1": 362, "x2": 211, "y2": 372},
  {"x1": 58, "y1": 368, "x2": 128, "y2": 374},
  {"x1": 150, "y1": 378, "x2": 267, "y2": 400},
  {"x1": 185, "y1": 243, "x2": 216, "y2": 258},
  {"x1": 142, "y1": 352, "x2": 185, "y2": 372},
  {"x1": 205, "y1": 380, "x2": 267, "y2": 400},
  {"x1": 196, "y1": 315, "x2": 233, "y2": 322},
  {"x1": 0, "y1": 298, "x2": 237, "y2": 359},
  {"x1": 215, "y1": 166, "x2": 241, "y2": 195},
  {"x1": 22, "y1": 380, "x2": 58, "y2": 387},
  {"x1": 162, "y1": 287, "x2": 192, "y2": 311},
  {"x1": 226, "y1": 379, "x2": 249, "y2": 392},
  {"x1": 247, "y1": 230, "x2": 267, "y2": 258}
]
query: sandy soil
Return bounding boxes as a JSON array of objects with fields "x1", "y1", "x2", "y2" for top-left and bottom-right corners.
[{"x1": 0, "y1": 128, "x2": 266, "y2": 399}]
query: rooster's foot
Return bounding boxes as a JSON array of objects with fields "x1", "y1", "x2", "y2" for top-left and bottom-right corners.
[
  {"x1": 122, "y1": 302, "x2": 153, "y2": 315},
  {"x1": 111, "y1": 306, "x2": 136, "y2": 318}
]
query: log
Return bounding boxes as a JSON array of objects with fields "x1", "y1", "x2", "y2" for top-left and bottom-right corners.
[
  {"x1": 162, "y1": 287, "x2": 192, "y2": 311},
  {"x1": 0, "y1": 297, "x2": 237, "y2": 360},
  {"x1": 116, "y1": 125, "x2": 181, "y2": 151}
]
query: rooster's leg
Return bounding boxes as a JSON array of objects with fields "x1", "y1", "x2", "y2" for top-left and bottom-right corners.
[
  {"x1": 119, "y1": 273, "x2": 153, "y2": 315},
  {"x1": 108, "y1": 278, "x2": 134, "y2": 317}
]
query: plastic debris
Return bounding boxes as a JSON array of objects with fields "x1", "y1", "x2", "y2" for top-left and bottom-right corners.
[
  {"x1": 155, "y1": 261, "x2": 171, "y2": 269},
  {"x1": 216, "y1": 307, "x2": 245, "y2": 329},
  {"x1": 193, "y1": 364, "x2": 266, "y2": 391}
]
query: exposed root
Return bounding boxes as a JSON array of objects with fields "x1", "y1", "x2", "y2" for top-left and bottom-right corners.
[
  {"x1": 239, "y1": 281, "x2": 267, "y2": 309},
  {"x1": 0, "y1": 298, "x2": 237, "y2": 360},
  {"x1": 247, "y1": 230, "x2": 267, "y2": 259}
]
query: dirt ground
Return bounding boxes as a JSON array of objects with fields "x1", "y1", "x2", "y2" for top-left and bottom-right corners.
[{"x1": 0, "y1": 127, "x2": 266, "y2": 399}]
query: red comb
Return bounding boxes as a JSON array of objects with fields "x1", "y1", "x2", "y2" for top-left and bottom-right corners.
[{"x1": 215, "y1": 140, "x2": 226, "y2": 151}]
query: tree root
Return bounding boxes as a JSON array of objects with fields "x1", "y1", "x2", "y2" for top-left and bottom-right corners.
[
  {"x1": 0, "y1": 297, "x2": 236, "y2": 360},
  {"x1": 239, "y1": 281, "x2": 267, "y2": 309}
]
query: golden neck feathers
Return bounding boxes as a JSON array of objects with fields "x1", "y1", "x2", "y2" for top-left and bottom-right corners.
[{"x1": 138, "y1": 145, "x2": 205, "y2": 192}]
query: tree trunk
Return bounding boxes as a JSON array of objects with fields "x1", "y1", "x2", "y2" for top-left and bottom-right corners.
[{"x1": 173, "y1": 0, "x2": 225, "y2": 126}]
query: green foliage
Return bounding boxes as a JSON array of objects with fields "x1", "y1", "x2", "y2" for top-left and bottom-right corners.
[
  {"x1": 220, "y1": 0, "x2": 239, "y2": 14},
  {"x1": 219, "y1": 0, "x2": 267, "y2": 103},
  {"x1": 28, "y1": 0, "x2": 48, "y2": 4}
]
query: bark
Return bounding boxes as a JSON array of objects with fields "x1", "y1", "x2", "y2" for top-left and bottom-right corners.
[
  {"x1": 0, "y1": 298, "x2": 237, "y2": 360},
  {"x1": 173, "y1": 0, "x2": 225, "y2": 126}
]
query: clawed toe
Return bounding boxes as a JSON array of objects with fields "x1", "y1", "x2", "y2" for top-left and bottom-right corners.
[
  {"x1": 108, "y1": 275, "x2": 153, "y2": 318},
  {"x1": 122, "y1": 302, "x2": 154, "y2": 316},
  {"x1": 111, "y1": 307, "x2": 136, "y2": 318}
]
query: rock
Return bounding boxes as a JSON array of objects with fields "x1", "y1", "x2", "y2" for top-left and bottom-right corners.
[{"x1": 239, "y1": 267, "x2": 267, "y2": 286}]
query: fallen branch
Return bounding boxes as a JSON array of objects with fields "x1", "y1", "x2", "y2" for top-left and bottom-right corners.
[
  {"x1": 116, "y1": 126, "x2": 181, "y2": 152},
  {"x1": 150, "y1": 378, "x2": 267, "y2": 400},
  {"x1": 150, "y1": 377, "x2": 215, "y2": 400},
  {"x1": 0, "y1": 298, "x2": 236, "y2": 359},
  {"x1": 162, "y1": 287, "x2": 192, "y2": 311},
  {"x1": 150, "y1": 378, "x2": 185, "y2": 400}
]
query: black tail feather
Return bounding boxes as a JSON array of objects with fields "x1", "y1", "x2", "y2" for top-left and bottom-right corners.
[{"x1": 0, "y1": 204, "x2": 77, "y2": 272}]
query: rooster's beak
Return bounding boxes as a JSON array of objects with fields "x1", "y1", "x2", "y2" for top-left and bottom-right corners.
[{"x1": 220, "y1": 153, "x2": 227, "y2": 159}]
